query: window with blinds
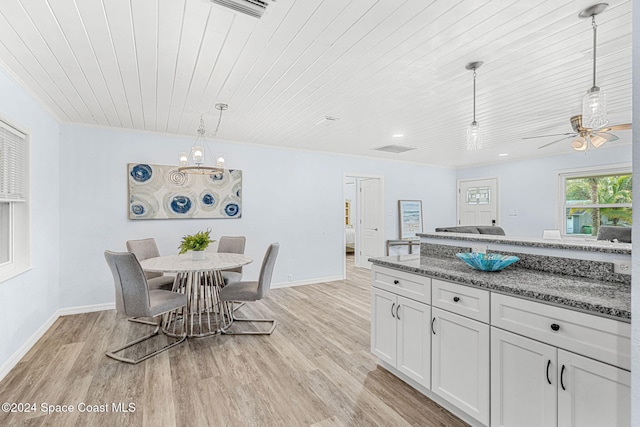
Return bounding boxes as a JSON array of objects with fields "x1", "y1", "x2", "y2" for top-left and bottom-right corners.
[
  {"x1": 0, "y1": 121, "x2": 28, "y2": 202},
  {"x1": 0, "y1": 119, "x2": 28, "y2": 269}
]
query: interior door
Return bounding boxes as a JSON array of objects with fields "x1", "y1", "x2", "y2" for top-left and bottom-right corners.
[
  {"x1": 458, "y1": 178, "x2": 498, "y2": 226},
  {"x1": 359, "y1": 178, "x2": 383, "y2": 268}
]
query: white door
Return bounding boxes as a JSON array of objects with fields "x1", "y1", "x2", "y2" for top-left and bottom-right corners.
[
  {"x1": 396, "y1": 296, "x2": 431, "y2": 388},
  {"x1": 557, "y1": 349, "x2": 630, "y2": 427},
  {"x1": 491, "y1": 328, "x2": 557, "y2": 427},
  {"x1": 370, "y1": 287, "x2": 396, "y2": 366},
  {"x1": 359, "y1": 178, "x2": 383, "y2": 268},
  {"x1": 458, "y1": 178, "x2": 498, "y2": 226},
  {"x1": 431, "y1": 307, "x2": 490, "y2": 426}
]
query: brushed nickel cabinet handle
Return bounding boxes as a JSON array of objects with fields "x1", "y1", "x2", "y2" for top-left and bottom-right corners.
[{"x1": 391, "y1": 302, "x2": 395, "y2": 318}]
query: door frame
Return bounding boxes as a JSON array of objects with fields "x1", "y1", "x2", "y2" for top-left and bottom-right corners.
[
  {"x1": 456, "y1": 176, "x2": 500, "y2": 227},
  {"x1": 343, "y1": 173, "x2": 385, "y2": 276}
]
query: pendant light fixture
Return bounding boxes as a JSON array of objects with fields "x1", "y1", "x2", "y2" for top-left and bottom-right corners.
[
  {"x1": 465, "y1": 61, "x2": 483, "y2": 151},
  {"x1": 579, "y1": 3, "x2": 608, "y2": 129},
  {"x1": 178, "y1": 103, "x2": 228, "y2": 175}
]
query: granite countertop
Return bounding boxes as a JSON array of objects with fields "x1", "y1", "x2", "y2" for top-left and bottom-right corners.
[
  {"x1": 418, "y1": 232, "x2": 632, "y2": 255},
  {"x1": 370, "y1": 254, "x2": 631, "y2": 321}
]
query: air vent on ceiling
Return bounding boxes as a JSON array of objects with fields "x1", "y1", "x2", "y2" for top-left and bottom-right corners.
[
  {"x1": 374, "y1": 145, "x2": 417, "y2": 154},
  {"x1": 210, "y1": 0, "x2": 270, "y2": 19}
]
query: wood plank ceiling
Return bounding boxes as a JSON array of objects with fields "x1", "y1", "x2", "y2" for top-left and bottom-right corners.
[{"x1": 0, "y1": 0, "x2": 632, "y2": 167}]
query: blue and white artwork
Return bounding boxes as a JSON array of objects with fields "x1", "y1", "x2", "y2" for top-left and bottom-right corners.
[{"x1": 128, "y1": 163, "x2": 242, "y2": 220}]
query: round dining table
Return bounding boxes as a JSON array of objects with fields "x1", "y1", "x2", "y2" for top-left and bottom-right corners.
[{"x1": 140, "y1": 252, "x2": 253, "y2": 338}]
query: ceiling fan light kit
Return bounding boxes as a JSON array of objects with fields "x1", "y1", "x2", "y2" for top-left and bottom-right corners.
[
  {"x1": 465, "y1": 61, "x2": 483, "y2": 151},
  {"x1": 580, "y1": 3, "x2": 609, "y2": 129},
  {"x1": 523, "y1": 3, "x2": 631, "y2": 153}
]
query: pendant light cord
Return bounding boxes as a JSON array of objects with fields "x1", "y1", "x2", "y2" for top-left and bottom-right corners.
[
  {"x1": 591, "y1": 15, "x2": 597, "y2": 88},
  {"x1": 213, "y1": 105, "x2": 225, "y2": 136},
  {"x1": 472, "y1": 69, "x2": 477, "y2": 123}
]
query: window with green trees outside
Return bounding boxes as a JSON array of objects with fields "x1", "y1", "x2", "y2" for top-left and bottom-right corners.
[{"x1": 563, "y1": 171, "x2": 632, "y2": 236}]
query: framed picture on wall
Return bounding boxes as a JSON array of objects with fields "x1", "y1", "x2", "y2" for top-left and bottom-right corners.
[{"x1": 398, "y1": 200, "x2": 423, "y2": 239}]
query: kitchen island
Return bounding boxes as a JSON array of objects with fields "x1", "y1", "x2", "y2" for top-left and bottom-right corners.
[{"x1": 368, "y1": 233, "x2": 630, "y2": 427}]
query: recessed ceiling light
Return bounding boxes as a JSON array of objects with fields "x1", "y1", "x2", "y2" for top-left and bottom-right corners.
[
  {"x1": 315, "y1": 116, "x2": 339, "y2": 126},
  {"x1": 392, "y1": 133, "x2": 404, "y2": 138},
  {"x1": 498, "y1": 153, "x2": 509, "y2": 157}
]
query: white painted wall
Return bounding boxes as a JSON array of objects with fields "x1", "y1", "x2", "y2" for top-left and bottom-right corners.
[
  {"x1": 58, "y1": 124, "x2": 457, "y2": 308},
  {"x1": 0, "y1": 69, "x2": 60, "y2": 369},
  {"x1": 456, "y1": 145, "x2": 632, "y2": 237}
]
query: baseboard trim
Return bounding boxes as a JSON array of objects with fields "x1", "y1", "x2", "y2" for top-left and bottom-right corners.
[
  {"x1": 0, "y1": 302, "x2": 116, "y2": 382},
  {"x1": 271, "y1": 275, "x2": 343, "y2": 289},
  {"x1": 0, "y1": 311, "x2": 59, "y2": 382},
  {"x1": 58, "y1": 302, "x2": 115, "y2": 316}
]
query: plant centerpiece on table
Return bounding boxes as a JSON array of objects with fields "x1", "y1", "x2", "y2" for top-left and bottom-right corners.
[{"x1": 178, "y1": 229, "x2": 214, "y2": 260}]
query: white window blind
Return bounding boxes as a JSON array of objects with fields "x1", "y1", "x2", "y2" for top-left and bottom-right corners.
[{"x1": 0, "y1": 120, "x2": 27, "y2": 202}]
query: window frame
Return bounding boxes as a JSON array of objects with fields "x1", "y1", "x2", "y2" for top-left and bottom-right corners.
[
  {"x1": 0, "y1": 117, "x2": 31, "y2": 283},
  {"x1": 557, "y1": 164, "x2": 632, "y2": 237}
]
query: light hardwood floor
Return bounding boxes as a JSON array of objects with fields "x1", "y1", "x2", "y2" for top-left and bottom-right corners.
[{"x1": 0, "y1": 255, "x2": 467, "y2": 427}]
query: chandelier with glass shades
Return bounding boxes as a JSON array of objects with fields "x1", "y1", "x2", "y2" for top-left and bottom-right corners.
[
  {"x1": 465, "y1": 61, "x2": 483, "y2": 151},
  {"x1": 178, "y1": 103, "x2": 228, "y2": 175},
  {"x1": 579, "y1": 3, "x2": 608, "y2": 130}
]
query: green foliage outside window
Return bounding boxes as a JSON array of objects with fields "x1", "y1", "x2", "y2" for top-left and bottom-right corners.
[{"x1": 565, "y1": 174, "x2": 632, "y2": 236}]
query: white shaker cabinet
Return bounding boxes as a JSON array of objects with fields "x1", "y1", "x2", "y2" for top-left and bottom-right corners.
[
  {"x1": 371, "y1": 286, "x2": 431, "y2": 388},
  {"x1": 431, "y1": 307, "x2": 490, "y2": 426},
  {"x1": 491, "y1": 294, "x2": 631, "y2": 427},
  {"x1": 491, "y1": 328, "x2": 558, "y2": 427},
  {"x1": 557, "y1": 349, "x2": 630, "y2": 427}
]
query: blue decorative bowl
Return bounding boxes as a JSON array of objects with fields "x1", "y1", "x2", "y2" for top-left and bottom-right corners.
[{"x1": 456, "y1": 252, "x2": 519, "y2": 272}]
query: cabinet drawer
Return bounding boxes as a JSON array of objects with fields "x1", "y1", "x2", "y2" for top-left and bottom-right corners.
[
  {"x1": 491, "y1": 293, "x2": 631, "y2": 370},
  {"x1": 371, "y1": 265, "x2": 431, "y2": 304},
  {"x1": 432, "y1": 279, "x2": 489, "y2": 323}
]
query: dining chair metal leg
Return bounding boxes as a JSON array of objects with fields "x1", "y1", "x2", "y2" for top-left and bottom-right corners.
[
  {"x1": 127, "y1": 317, "x2": 157, "y2": 326},
  {"x1": 222, "y1": 307, "x2": 277, "y2": 335},
  {"x1": 106, "y1": 316, "x2": 186, "y2": 364}
]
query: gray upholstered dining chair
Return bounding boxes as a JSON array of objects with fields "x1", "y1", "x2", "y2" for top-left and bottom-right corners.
[
  {"x1": 220, "y1": 243, "x2": 279, "y2": 335},
  {"x1": 126, "y1": 238, "x2": 175, "y2": 290},
  {"x1": 104, "y1": 250, "x2": 187, "y2": 364},
  {"x1": 217, "y1": 236, "x2": 247, "y2": 285}
]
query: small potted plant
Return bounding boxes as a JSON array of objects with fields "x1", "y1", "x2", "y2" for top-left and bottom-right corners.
[{"x1": 178, "y1": 229, "x2": 215, "y2": 260}]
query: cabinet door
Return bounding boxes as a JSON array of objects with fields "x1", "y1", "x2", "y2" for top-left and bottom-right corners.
[
  {"x1": 371, "y1": 287, "x2": 396, "y2": 365},
  {"x1": 491, "y1": 328, "x2": 557, "y2": 427},
  {"x1": 396, "y1": 296, "x2": 430, "y2": 388},
  {"x1": 557, "y1": 350, "x2": 630, "y2": 427},
  {"x1": 431, "y1": 307, "x2": 490, "y2": 425}
]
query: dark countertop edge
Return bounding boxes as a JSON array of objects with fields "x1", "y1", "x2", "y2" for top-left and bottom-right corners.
[
  {"x1": 417, "y1": 232, "x2": 632, "y2": 255},
  {"x1": 370, "y1": 258, "x2": 631, "y2": 322}
]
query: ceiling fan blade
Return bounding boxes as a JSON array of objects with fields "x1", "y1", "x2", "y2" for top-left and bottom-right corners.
[
  {"x1": 593, "y1": 132, "x2": 619, "y2": 143},
  {"x1": 537, "y1": 136, "x2": 573, "y2": 149},
  {"x1": 522, "y1": 133, "x2": 576, "y2": 140},
  {"x1": 599, "y1": 123, "x2": 631, "y2": 132}
]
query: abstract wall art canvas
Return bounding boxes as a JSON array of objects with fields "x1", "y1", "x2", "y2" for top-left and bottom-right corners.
[{"x1": 127, "y1": 163, "x2": 242, "y2": 220}]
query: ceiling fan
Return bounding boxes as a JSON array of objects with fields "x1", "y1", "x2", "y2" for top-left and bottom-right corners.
[{"x1": 523, "y1": 115, "x2": 631, "y2": 151}]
